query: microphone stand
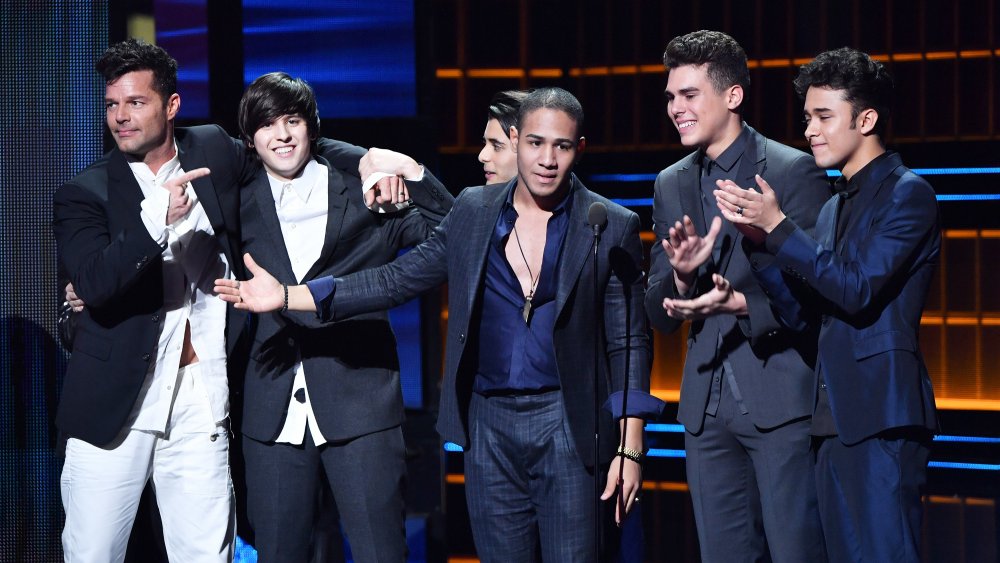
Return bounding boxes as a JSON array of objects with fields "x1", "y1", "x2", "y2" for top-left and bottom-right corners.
[{"x1": 591, "y1": 219, "x2": 603, "y2": 562}]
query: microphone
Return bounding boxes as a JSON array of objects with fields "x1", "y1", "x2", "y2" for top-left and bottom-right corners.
[{"x1": 588, "y1": 202, "x2": 608, "y2": 237}]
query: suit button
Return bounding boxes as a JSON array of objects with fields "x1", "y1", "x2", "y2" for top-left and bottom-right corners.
[
  {"x1": 135, "y1": 262, "x2": 143, "y2": 270},
  {"x1": 151, "y1": 314, "x2": 159, "y2": 322},
  {"x1": 819, "y1": 383, "x2": 827, "y2": 389},
  {"x1": 458, "y1": 333, "x2": 466, "y2": 343},
  {"x1": 714, "y1": 376, "x2": 720, "y2": 383},
  {"x1": 287, "y1": 337, "x2": 295, "y2": 346},
  {"x1": 141, "y1": 353, "x2": 151, "y2": 361},
  {"x1": 768, "y1": 330, "x2": 778, "y2": 337}
]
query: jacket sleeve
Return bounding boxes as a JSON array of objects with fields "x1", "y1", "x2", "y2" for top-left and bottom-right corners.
[
  {"x1": 605, "y1": 212, "x2": 652, "y2": 404},
  {"x1": 644, "y1": 170, "x2": 688, "y2": 335},
  {"x1": 767, "y1": 173, "x2": 939, "y2": 317},
  {"x1": 742, "y1": 152, "x2": 830, "y2": 347},
  {"x1": 52, "y1": 181, "x2": 166, "y2": 308}
]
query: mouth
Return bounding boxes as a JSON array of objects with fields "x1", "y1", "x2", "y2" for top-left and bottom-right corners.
[
  {"x1": 484, "y1": 169, "x2": 496, "y2": 180},
  {"x1": 534, "y1": 172, "x2": 558, "y2": 185},
  {"x1": 115, "y1": 129, "x2": 138, "y2": 138},
  {"x1": 273, "y1": 146, "x2": 296, "y2": 157},
  {"x1": 676, "y1": 120, "x2": 696, "y2": 132}
]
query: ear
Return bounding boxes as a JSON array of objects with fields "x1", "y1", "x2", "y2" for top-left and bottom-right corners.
[
  {"x1": 857, "y1": 108, "x2": 879, "y2": 135},
  {"x1": 576, "y1": 136, "x2": 587, "y2": 155},
  {"x1": 726, "y1": 84, "x2": 744, "y2": 111},
  {"x1": 509, "y1": 126, "x2": 519, "y2": 153},
  {"x1": 165, "y1": 93, "x2": 180, "y2": 121}
]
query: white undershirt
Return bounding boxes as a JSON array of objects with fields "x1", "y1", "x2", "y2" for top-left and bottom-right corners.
[
  {"x1": 126, "y1": 143, "x2": 231, "y2": 435},
  {"x1": 268, "y1": 159, "x2": 329, "y2": 446}
]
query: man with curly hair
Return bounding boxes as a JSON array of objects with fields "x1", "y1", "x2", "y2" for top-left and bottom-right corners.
[{"x1": 716, "y1": 47, "x2": 939, "y2": 562}]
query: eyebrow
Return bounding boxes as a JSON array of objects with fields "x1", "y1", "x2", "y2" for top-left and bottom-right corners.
[
  {"x1": 805, "y1": 107, "x2": 833, "y2": 114},
  {"x1": 525, "y1": 133, "x2": 573, "y2": 144}
]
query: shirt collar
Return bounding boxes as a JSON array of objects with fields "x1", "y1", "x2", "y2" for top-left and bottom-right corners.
[
  {"x1": 126, "y1": 139, "x2": 181, "y2": 183},
  {"x1": 701, "y1": 123, "x2": 749, "y2": 175},
  {"x1": 269, "y1": 159, "x2": 323, "y2": 206},
  {"x1": 835, "y1": 151, "x2": 892, "y2": 199},
  {"x1": 502, "y1": 176, "x2": 575, "y2": 218}
]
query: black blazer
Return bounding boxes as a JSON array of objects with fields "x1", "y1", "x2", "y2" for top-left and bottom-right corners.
[
  {"x1": 644, "y1": 126, "x2": 831, "y2": 432},
  {"x1": 239, "y1": 140, "x2": 455, "y2": 442},
  {"x1": 52, "y1": 125, "x2": 248, "y2": 446},
  {"x1": 321, "y1": 176, "x2": 651, "y2": 466}
]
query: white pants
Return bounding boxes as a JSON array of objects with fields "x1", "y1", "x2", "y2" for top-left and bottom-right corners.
[{"x1": 60, "y1": 366, "x2": 235, "y2": 563}]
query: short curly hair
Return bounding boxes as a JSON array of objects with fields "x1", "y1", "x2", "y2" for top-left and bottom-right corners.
[
  {"x1": 663, "y1": 30, "x2": 751, "y2": 97},
  {"x1": 794, "y1": 47, "x2": 893, "y2": 135},
  {"x1": 95, "y1": 39, "x2": 177, "y2": 104}
]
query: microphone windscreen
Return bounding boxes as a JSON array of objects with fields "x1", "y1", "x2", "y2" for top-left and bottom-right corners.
[{"x1": 588, "y1": 202, "x2": 608, "y2": 229}]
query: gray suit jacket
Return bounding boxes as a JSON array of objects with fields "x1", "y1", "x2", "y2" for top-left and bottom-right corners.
[
  {"x1": 239, "y1": 139, "x2": 454, "y2": 442},
  {"x1": 319, "y1": 175, "x2": 651, "y2": 465},
  {"x1": 644, "y1": 126, "x2": 830, "y2": 433}
]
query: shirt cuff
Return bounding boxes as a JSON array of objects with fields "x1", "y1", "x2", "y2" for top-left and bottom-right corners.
[
  {"x1": 139, "y1": 192, "x2": 170, "y2": 246},
  {"x1": 306, "y1": 276, "x2": 337, "y2": 322},
  {"x1": 602, "y1": 391, "x2": 666, "y2": 420},
  {"x1": 765, "y1": 217, "x2": 797, "y2": 254}
]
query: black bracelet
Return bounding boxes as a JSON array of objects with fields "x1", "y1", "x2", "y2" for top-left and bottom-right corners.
[{"x1": 281, "y1": 283, "x2": 288, "y2": 312}]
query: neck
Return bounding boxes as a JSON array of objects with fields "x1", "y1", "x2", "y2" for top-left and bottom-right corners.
[
  {"x1": 840, "y1": 138, "x2": 886, "y2": 181},
  {"x1": 136, "y1": 124, "x2": 176, "y2": 175},
  {"x1": 514, "y1": 179, "x2": 569, "y2": 214},
  {"x1": 703, "y1": 118, "x2": 743, "y2": 161}
]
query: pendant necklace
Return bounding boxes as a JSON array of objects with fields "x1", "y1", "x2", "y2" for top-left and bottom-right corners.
[{"x1": 512, "y1": 224, "x2": 541, "y2": 323}]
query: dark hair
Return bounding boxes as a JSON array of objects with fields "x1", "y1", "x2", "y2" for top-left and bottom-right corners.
[
  {"x1": 663, "y1": 30, "x2": 751, "y2": 101},
  {"x1": 516, "y1": 87, "x2": 584, "y2": 137},
  {"x1": 794, "y1": 47, "x2": 893, "y2": 136},
  {"x1": 238, "y1": 72, "x2": 321, "y2": 155},
  {"x1": 95, "y1": 39, "x2": 178, "y2": 104},
  {"x1": 487, "y1": 89, "x2": 532, "y2": 140}
]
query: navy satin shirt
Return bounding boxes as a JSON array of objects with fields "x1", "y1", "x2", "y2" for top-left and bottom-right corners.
[{"x1": 473, "y1": 183, "x2": 573, "y2": 394}]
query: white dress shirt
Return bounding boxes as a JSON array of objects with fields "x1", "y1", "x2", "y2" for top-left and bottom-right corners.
[
  {"x1": 126, "y1": 145, "x2": 231, "y2": 434},
  {"x1": 268, "y1": 159, "x2": 330, "y2": 446}
]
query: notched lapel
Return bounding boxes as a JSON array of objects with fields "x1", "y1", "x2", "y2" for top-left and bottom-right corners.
[
  {"x1": 178, "y1": 142, "x2": 226, "y2": 237},
  {"x1": 249, "y1": 175, "x2": 298, "y2": 283},
  {"x1": 464, "y1": 187, "x2": 504, "y2": 313},
  {"x1": 303, "y1": 165, "x2": 349, "y2": 281},
  {"x1": 108, "y1": 151, "x2": 145, "y2": 212},
  {"x1": 555, "y1": 180, "x2": 596, "y2": 316}
]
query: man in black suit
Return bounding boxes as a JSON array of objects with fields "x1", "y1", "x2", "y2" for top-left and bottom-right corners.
[
  {"x1": 643, "y1": 31, "x2": 830, "y2": 562},
  {"x1": 235, "y1": 72, "x2": 454, "y2": 562},
  {"x1": 218, "y1": 87, "x2": 656, "y2": 563},
  {"x1": 52, "y1": 39, "x2": 248, "y2": 562}
]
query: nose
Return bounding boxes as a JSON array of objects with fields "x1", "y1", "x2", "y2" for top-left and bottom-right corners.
[
  {"x1": 274, "y1": 121, "x2": 292, "y2": 140},
  {"x1": 804, "y1": 118, "x2": 819, "y2": 139},
  {"x1": 114, "y1": 104, "x2": 129, "y2": 123},
  {"x1": 539, "y1": 145, "x2": 556, "y2": 168},
  {"x1": 478, "y1": 145, "x2": 489, "y2": 164},
  {"x1": 669, "y1": 97, "x2": 683, "y2": 117}
]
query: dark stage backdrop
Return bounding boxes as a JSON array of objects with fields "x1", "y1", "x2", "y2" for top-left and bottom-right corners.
[{"x1": 0, "y1": 1, "x2": 108, "y2": 561}]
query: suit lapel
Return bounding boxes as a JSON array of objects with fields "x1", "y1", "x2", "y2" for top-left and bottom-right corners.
[
  {"x1": 463, "y1": 184, "x2": 507, "y2": 314},
  {"x1": 677, "y1": 160, "x2": 704, "y2": 235},
  {"x1": 107, "y1": 150, "x2": 146, "y2": 214},
  {"x1": 555, "y1": 177, "x2": 594, "y2": 316},
  {"x1": 249, "y1": 173, "x2": 298, "y2": 283},
  {"x1": 177, "y1": 136, "x2": 225, "y2": 237},
  {"x1": 717, "y1": 129, "x2": 764, "y2": 275},
  {"x1": 303, "y1": 160, "x2": 349, "y2": 281},
  {"x1": 814, "y1": 195, "x2": 840, "y2": 251}
]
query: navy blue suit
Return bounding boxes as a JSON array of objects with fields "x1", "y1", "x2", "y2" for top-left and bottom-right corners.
[
  {"x1": 751, "y1": 152, "x2": 939, "y2": 561},
  {"x1": 312, "y1": 176, "x2": 651, "y2": 562}
]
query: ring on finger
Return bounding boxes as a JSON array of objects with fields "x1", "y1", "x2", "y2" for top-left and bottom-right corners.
[{"x1": 736, "y1": 206, "x2": 744, "y2": 216}]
